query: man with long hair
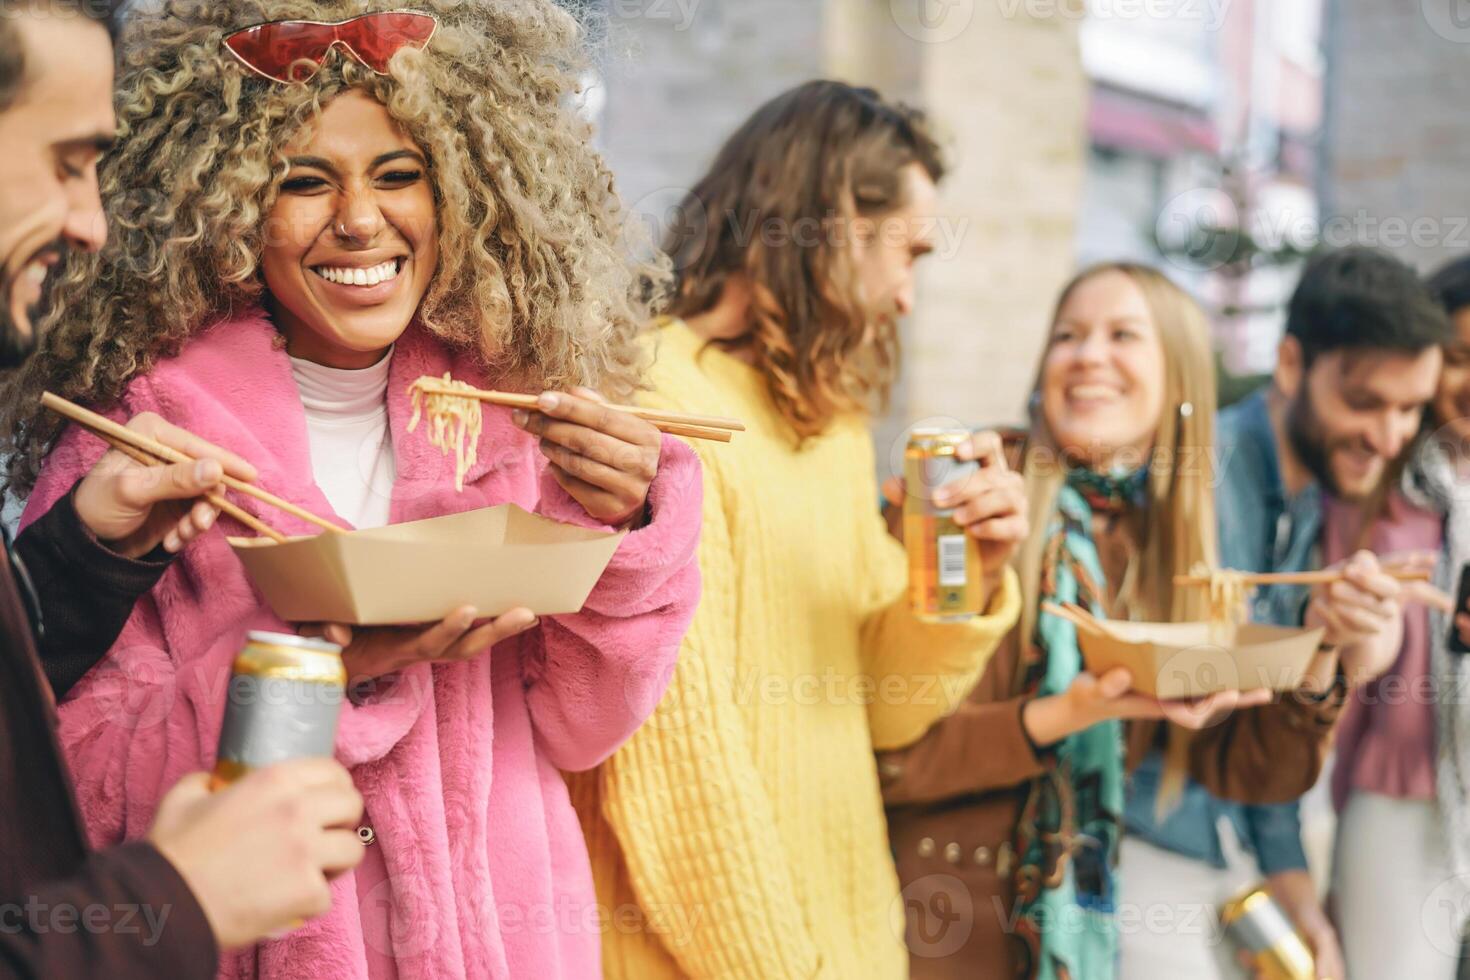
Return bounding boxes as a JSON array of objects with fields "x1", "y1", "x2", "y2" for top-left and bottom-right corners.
[
  {"x1": 569, "y1": 80, "x2": 1030, "y2": 978},
  {"x1": 0, "y1": 3, "x2": 365, "y2": 974}
]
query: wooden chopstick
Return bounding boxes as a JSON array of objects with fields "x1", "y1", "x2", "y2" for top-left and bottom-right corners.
[
  {"x1": 415, "y1": 382, "x2": 744, "y2": 440},
  {"x1": 1063, "y1": 600, "x2": 1127, "y2": 640},
  {"x1": 1174, "y1": 569, "x2": 1433, "y2": 588},
  {"x1": 655, "y1": 422, "x2": 732, "y2": 444},
  {"x1": 42, "y1": 392, "x2": 346, "y2": 535},
  {"x1": 98, "y1": 434, "x2": 290, "y2": 544},
  {"x1": 1041, "y1": 601, "x2": 1104, "y2": 635}
]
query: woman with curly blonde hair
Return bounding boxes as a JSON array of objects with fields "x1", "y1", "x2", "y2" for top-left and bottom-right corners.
[{"x1": 8, "y1": 3, "x2": 703, "y2": 978}]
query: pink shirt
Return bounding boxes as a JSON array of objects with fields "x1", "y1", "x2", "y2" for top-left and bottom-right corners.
[{"x1": 1325, "y1": 491, "x2": 1443, "y2": 810}]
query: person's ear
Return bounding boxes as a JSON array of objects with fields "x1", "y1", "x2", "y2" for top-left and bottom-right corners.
[{"x1": 1274, "y1": 335, "x2": 1304, "y2": 401}]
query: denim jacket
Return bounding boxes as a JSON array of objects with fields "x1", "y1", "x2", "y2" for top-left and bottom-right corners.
[{"x1": 1124, "y1": 387, "x2": 1321, "y2": 873}]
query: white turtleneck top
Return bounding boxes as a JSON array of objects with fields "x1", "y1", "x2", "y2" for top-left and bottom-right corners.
[{"x1": 288, "y1": 350, "x2": 396, "y2": 530}]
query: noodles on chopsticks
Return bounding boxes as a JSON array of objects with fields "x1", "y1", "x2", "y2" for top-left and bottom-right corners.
[
  {"x1": 1189, "y1": 563, "x2": 1253, "y2": 641},
  {"x1": 408, "y1": 373, "x2": 483, "y2": 492},
  {"x1": 408, "y1": 372, "x2": 745, "y2": 492}
]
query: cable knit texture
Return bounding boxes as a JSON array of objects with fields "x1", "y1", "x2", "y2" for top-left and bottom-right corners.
[
  {"x1": 567, "y1": 320, "x2": 1021, "y2": 980},
  {"x1": 21, "y1": 309, "x2": 703, "y2": 980}
]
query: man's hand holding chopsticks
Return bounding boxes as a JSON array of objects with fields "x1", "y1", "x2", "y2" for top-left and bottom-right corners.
[
  {"x1": 72, "y1": 411, "x2": 258, "y2": 558},
  {"x1": 1302, "y1": 549, "x2": 1444, "y2": 691}
]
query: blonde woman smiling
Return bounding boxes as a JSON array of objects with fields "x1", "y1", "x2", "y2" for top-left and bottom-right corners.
[{"x1": 881, "y1": 263, "x2": 1393, "y2": 980}]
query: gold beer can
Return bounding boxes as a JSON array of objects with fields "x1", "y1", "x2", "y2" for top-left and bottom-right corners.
[
  {"x1": 904, "y1": 428, "x2": 985, "y2": 623},
  {"x1": 211, "y1": 631, "x2": 347, "y2": 789},
  {"x1": 1220, "y1": 887, "x2": 1317, "y2": 980}
]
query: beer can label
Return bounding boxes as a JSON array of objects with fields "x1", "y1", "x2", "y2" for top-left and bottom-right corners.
[
  {"x1": 216, "y1": 674, "x2": 343, "y2": 773},
  {"x1": 937, "y1": 534, "x2": 968, "y2": 586}
]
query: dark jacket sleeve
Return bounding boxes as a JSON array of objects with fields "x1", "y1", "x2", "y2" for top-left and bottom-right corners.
[
  {"x1": 1184, "y1": 693, "x2": 1344, "y2": 804},
  {"x1": 0, "y1": 841, "x2": 218, "y2": 980},
  {"x1": 13, "y1": 486, "x2": 173, "y2": 700}
]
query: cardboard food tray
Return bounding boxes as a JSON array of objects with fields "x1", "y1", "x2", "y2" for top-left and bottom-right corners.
[
  {"x1": 1075, "y1": 620, "x2": 1326, "y2": 699},
  {"x1": 229, "y1": 504, "x2": 626, "y2": 626}
]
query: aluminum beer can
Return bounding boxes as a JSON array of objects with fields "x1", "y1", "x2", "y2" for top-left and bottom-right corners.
[
  {"x1": 211, "y1": 631, "x2": 347, "y2": 788},
  {"x1": 904, "y1": 428, "x2": 984, "y2": 623},
  {"x1": 1220, "y1": 887, "x2": 1317, "y2": 980}
]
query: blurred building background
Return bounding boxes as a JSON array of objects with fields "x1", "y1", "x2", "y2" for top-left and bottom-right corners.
[
  {"x1": 1077, "y1": 0, "x2": 1323, "y2": 380},
  {"x1": 575, "y1": 0, "x2": 1470, "y2": 446},
  {"x1": 1322, "y1": 0, "x2": 1470, "y2": 275}
]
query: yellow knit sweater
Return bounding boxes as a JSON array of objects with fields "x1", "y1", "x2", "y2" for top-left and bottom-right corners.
[{"x1": 567, "y1": 320, "x2": 1021, "y2": 980}]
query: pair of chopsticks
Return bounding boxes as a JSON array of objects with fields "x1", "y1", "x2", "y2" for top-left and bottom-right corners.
[
  {"x1": 1040, "y1": 600, "x2": 1123, "y2": 639},
  {"x1": 413, "y1": 380, "x2": 744, "y2": 444},
  {"x1": 1173, "y1": 568, "x2": 1433, "y2": 588},
  {"x1": 41, "y1": 392, "x2": 345, "y2": 544}
]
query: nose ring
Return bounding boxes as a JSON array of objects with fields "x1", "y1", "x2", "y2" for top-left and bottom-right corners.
[{"x1": 337, "y1": 222, "x2": 350, "y2": 238}]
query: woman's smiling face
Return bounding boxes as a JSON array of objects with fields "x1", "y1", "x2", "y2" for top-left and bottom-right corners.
[
  {"x1": 1041, "y1": 269, "x2": 1167, "y2": 470},
  {"x1": 262, "y1": 89, "x2": 439, "y2": 368}
]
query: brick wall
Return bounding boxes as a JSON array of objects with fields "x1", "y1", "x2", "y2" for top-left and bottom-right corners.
[
  {"x1": 1322, "y1": 0, "x2": 1470, "y2": 272},
  {"x1": 594, "y1": 0, "x2": 827, "y2": 207}
]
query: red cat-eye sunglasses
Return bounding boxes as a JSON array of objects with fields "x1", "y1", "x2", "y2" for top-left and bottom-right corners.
[{"x1": 223, "y1": 11, "x2": 438, "y2": 84}]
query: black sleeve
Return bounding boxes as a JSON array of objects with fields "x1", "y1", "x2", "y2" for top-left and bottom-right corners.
[
  {"x1": 13, "y1": 485, "x2": 173, "y2": 700},
  {"x1": 0, "y1": 841, "x2": 219, "y2": 980}
]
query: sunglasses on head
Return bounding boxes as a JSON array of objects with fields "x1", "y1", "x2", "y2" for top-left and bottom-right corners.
[{"x1": 223, "y1": 10, "x2": 438, "y2": 84}]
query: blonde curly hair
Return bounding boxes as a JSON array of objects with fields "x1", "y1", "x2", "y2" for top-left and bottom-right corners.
[{"x1": 2, "y1": 0, "x2": 666, "y2": 492}]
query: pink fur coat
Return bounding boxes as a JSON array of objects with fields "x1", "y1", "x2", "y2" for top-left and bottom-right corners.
[{"x1": 22, "y1": 310, "x2": 702, "y2": 979}]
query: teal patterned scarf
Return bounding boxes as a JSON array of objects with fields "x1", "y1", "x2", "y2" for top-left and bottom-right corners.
[{"x1": 1011, "y1": 467, "x2": 1145, "y2": 980}]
